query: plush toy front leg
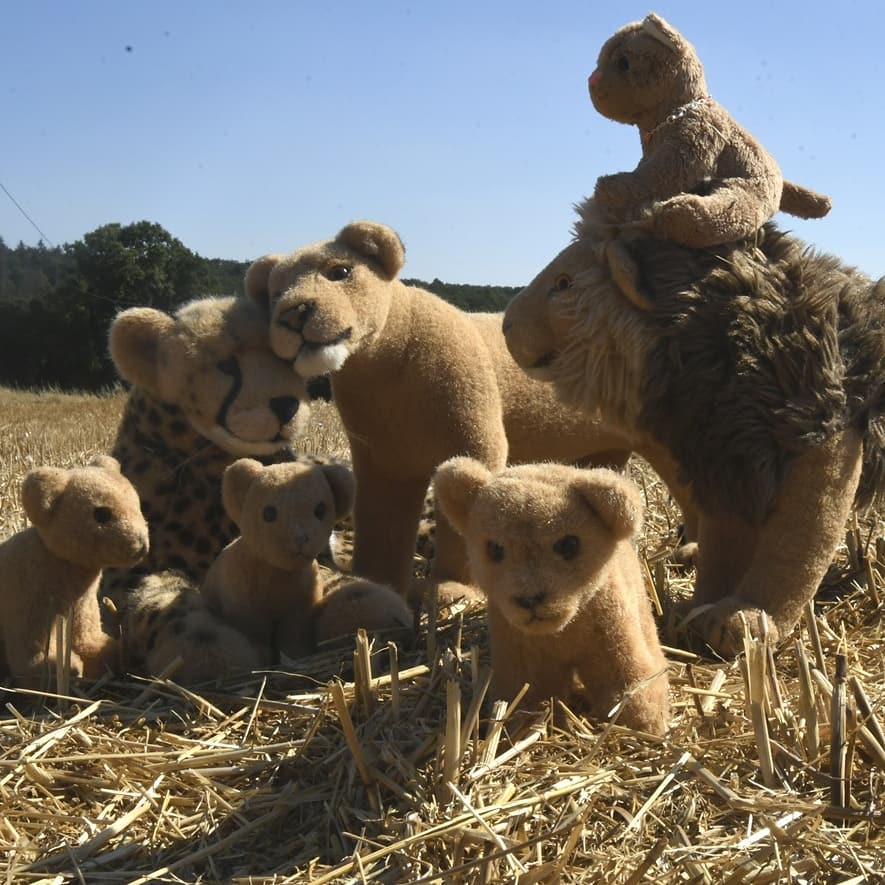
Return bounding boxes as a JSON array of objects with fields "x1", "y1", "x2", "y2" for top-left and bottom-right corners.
[
  {"x1": 349, "y1": 448, "x2": 430, "y2": 598},
  {"x1": 649, "y1": 178, "x2": 779, "y2": 248},
  {"x1": 70, "y1": 588, "x2": 119, "y2": 677},
  {"x1": 486, "y1": 605, "x2": 548, "y2": 713},
  {"x1": 690, "y1": 429, "x2": 863, "y2": 658},
  {"x1": 6, "y1": 619, "x2": 55, "y2": 690},
  {"x1": 428, "y1": 503, "x2": 471, "y2": 587}
]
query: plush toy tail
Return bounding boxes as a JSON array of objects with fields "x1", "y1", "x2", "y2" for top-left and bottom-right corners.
[{"x1": 779, "y1": 180, "x2": 832, "y2": 219}]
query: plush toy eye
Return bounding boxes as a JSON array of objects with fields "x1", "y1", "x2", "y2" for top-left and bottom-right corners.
[
  {"x1": 616, "y1": 55, "x2": 630, "y2": 72},
  {"x1": 486, "y1": 540, "x2": 505, "y2": 563},
  {"x1": 93, "y1": 506, "x2": 113, "y2": 524},
  {"x1": 262, "y1": 505, "x2": 278, "y2": 522},
  {"x1": 324, "y1": 265, "x2": 352, "y2": 282},
  {"x1": 314, "y1": 501, "x2": 327, "y2": 520},
  {"x1": 554, "y1": 274, "x2": 573, "y2": 292},
  {"x1": 553, "y1": 534, "x2": 580, "y2": 560}
]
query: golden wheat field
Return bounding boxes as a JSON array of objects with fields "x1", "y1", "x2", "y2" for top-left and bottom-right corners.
[{"x1": 1, "y1": 385, "x2": 884, "y2": 883}]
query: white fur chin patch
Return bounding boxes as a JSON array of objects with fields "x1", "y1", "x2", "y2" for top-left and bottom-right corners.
[
  {"x1": 295, "y1": 343, "x2": 350, "y2": 378},
  {"x1": 204, "y1": 426, "x2": 285, "y2": 457}
]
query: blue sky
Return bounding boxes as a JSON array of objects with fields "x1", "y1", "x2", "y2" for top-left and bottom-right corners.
[{"x1": 3, "y1": 1, "x2": 882, "y2": 286}]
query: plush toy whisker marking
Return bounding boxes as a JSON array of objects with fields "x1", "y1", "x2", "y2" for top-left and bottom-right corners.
[{"x1": 214, "y1": 357, "x2": 243, "y2": 431}]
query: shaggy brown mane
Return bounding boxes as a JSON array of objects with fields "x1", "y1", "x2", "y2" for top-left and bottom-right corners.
[{"x1": 616, "y1": 224, "x2": 885, "y2": 522}]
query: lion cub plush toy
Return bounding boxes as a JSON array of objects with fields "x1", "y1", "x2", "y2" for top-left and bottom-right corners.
[
  {"x1": 200, "y1": 457, "x2": 355, "y2": 661},
  {"x1": 588, "y1": 12, "x2": 831, "y2": 304},
  {"x1": 434, "y1": 458, "x2": 670, "y2": 734},
  {"x1": 0, "y1": 456, "x2": 149, "y2": 689},
  {"x1": 200, "y1": 457, "x2": 412, "y2": 663}
]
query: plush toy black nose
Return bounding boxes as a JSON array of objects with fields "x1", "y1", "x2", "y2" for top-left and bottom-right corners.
[
  {"x1": 513, "y1": 592, "x2": 546, "y2": 611},
  {"x1": 270, "y1": 396, "x2": 300, "y2": 425},
  {"x1": 276, "y1": 300, "x2": 315, "y2": 333}
]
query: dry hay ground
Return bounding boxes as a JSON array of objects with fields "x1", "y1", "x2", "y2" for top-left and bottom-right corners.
[{"x1": 1, "y1": 386, "x2": 884, "y2": 884}]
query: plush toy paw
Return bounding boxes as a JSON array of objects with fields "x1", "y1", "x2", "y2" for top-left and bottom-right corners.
[
  {"x1": 680, "y1": 597, "x2": 780, "y2": 659},
  {"x1": 314, "y1": 576, "x2": 415, "y2": 651},
  {"x1": 671, "y1": 540, "x2": 699, "y2": 568}
]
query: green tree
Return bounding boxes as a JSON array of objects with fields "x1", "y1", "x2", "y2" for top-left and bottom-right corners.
[
  {"x1": 52, "y1": 221, "x2": 212, "y2": 387},
  {"x1": 65, "y1": 221, "x2": 211, "y2": 312}
]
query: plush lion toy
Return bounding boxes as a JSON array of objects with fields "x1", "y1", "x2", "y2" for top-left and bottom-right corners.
[
  {"x1": 244, "y1": 221, "x2": 664, "y2": 601},
  {"x1": 434, "y1": 458, "x2": 671, "y2": 734},
  {"x1": 502, "y1": 221, "x2": 885, "y2": 660},
  {"x1": 0, "y1": 456, "x2": 149, "y2": 689},
  {"x1": 200, "y1": 457, "x2": 412, "y2": 663},
  {"x1": 588, "y1": 12, "x2": 832, "y2": 305}
]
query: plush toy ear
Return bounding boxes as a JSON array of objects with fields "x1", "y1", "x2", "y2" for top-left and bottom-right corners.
[
  {"x1": 221, "y1": 458, "x2": 264, "y2": 525},
  {"x1": 108, "y1": 307, "x2": 177, "y2": 393},
  {"x1": 641, "y1": 13, "x2": 689, "y2": 55},
  {"x1": 244, "y1": 253, "x2": 285, "y2": 312},
  {"x1": 336, "y1": 221, "x2": 405, "y2": 281},
  {"x1": 570, "y1": 469, "x2": 644, "y2": 541},
  {"x1": 320, "y1": 463, "x2": 356, "y2": 519},
  {"x1": 89, "y1": 454, "x2": 122, "y2": 474},
  {"x1": 432, "y1": 457, "x2": 494, "y2": 537},
  {"x1": 21, "y1": 466, "x2": 70, "y2": 529}
]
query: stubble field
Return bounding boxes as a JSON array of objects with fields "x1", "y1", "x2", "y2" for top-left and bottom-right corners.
[{"x1": 0, "y1": 385, "x2": 883, "y2": 883}]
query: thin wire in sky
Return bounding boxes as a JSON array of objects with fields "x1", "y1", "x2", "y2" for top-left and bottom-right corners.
[{"x1": 0, "y1": 180, "x2": 55, "y2": 248}]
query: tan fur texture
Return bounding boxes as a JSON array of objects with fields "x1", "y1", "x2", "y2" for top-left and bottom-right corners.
[
  {"x1": 120, "y1": 571, "x2": 264, "y2": 684},
  {"x1": 200, "y1": 458, "x2": 355, "y2": 662},
  {"x1": 589, "y1": 12, "x2": 831, "y2": 250},
  {"x1": 104, "y1": 296, "x2": 312, "y2": 598},
  {"x1": 434, "y1": 458, "x2": 670, "y2": 734},
  {"x1": 0, "y1": 456, "x2": 149, "y2": 688},
  {"x1": 245, "y1": 220, "x2": 635, "y2": 596},
  {"x1": 503, "y1": 222, "x2": 884, "y2": 658},
  {"x1": 313, "y1": 575, "x2": 414, "y2": 650}
]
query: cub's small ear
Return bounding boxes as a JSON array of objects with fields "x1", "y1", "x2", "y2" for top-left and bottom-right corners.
[
  {"x1": 641, "y1": 12, "x2": 689, "y2": 56},
  {"x1": 245, "y1": 253, "x2": 285, "y2": 312},
  {"x1": 89, "y1": 455, "x2": 122, "y2": 474},
  {"x1": 109, "y1": 307, "x2": 177, "y2": 393},
  {"x1": 221, "y1": 458, "x2": 265, "y2": 525},
  {"x1": 571, "y1": 468, "x2": 644, "y2": 540},
  {"x1": 336, "y1": 221, "x2": 405, "y2": 281},
  {"x1": 22, "y1": 466, "x2": 70, "y2": 529},
  {"x1": 321, "y1": 463, "x2": 356, "y2": 519},
  {"x1": 433, "y1": 457, "x2": 494, "y2": 537}
]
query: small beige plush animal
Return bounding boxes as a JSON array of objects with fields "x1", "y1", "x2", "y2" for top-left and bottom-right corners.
[
  {"x1": 200, "y1": 457, "x2": 355, "y2": 661},
  {"x1": 0, "y1": 456, "x2": 149, "y2": 689},
  {"x1": 245, "y1": 221, "x2": 645, "y2": 599},
  {"x1": 588, "y1": 12, "x2": 831, "y2": 305},
  {"x1": 434, "y1": 458, "x2": 670, "y2": 734}
]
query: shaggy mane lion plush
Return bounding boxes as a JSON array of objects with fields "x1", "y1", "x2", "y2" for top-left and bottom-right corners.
[{"x1": 503, "y1": 217, "x2": 884, "y2": 657}]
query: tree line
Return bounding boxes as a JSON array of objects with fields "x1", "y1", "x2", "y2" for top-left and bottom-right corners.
[{"x1": 0, "y1": 223, "x2": 521, "y2": 391}]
